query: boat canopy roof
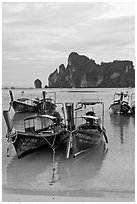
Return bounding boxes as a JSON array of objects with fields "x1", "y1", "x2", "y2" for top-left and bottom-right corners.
[
  {"x1": 78, "y1": 98, "x2": 103, "y2": 106},
  {"x1": 24, "y1": 114, "x2": 57, "y2": 121},
  {"x1": 82, "y1": 115, "x2": 99, "y2": 120}
]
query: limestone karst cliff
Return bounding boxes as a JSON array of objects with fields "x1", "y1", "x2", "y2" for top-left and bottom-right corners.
[
  {"x1": 48, "y1": 52, "x2": 135, "y2": 88},
  {"x1": 34, "y1": 79, "x2": 42, "y2": 88}
]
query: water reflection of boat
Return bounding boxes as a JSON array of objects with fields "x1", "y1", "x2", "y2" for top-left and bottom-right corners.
[
  {"x1": 7, "y1": 143, "x2": 106, "y2": 190},
  {"x1": 57, "y1": 140, "x2": 107, "y2": 187},
  {"x1": 7, "y1": 142, "x2": 106, "y2": 189},
  {"x1": 6, "y1": 147, "x2": 53, "y2": 189},
  {"x1": 110, "y1": 114, "x2": 131, "y2": 143}
]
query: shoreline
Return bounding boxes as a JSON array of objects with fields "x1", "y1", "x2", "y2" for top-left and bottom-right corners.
[{"x1": 3, "y1": 188, "x2": 135, "y2": 202}]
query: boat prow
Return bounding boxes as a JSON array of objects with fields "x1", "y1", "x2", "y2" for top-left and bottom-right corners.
[{"x1": 109, "y1": 91, "x2": 130, "y2": 114}]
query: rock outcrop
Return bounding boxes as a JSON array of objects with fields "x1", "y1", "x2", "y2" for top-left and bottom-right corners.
[
  {"x1": 34, "y1": 79, "x2": 42, "y2": 88},
  {"x1": 48, "y1": 52, "x2": 135, "y2": 88}
]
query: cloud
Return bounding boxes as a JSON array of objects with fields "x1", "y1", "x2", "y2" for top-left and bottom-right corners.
[
  {"x1": 3, "y1": 3, "x2": 108, "y2": 26},
  {"x1": 2, "y1": 2, "x2": 135, "y2": 87}
]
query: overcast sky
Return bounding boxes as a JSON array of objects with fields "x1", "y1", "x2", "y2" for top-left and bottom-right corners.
[{"x1": 2, "y1": 2, "x2": 135, "y2": 88}]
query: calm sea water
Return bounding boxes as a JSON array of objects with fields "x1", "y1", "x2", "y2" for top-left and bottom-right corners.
[{"x1": 2, "y1": 88, "x2": 135, "y2": 199}]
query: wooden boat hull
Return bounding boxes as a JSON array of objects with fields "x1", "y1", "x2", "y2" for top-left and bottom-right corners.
[
  {"x1": 109, "y1": 102, "x2": 130, "y2": 114},
  {"x1": 10, "y1": 101, "x2": 38, "y2": 113},
  {"x1": 11, "y1": 129, "x2": 68, "y2": 159},
  {"x1": 72, "y1": 128, "x2": 104, "y2": 157}
]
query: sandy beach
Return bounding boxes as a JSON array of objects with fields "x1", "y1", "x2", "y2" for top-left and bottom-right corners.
[{"x1": 3, "y1": 188, "x2": 134, "y2": 202}]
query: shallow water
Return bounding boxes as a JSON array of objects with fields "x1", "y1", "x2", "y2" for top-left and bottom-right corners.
[{"x1": 2, "y1": 88, "x2": 135, "y2": 200}]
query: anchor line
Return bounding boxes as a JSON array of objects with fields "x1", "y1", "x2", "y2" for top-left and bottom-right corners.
[
  {"x1": 43, "y1": 135, "x2": 57, "y2": 183},
  {"x1": 43, "y1": 136, "x2": 52, "y2": 147},
  {"x1": 52, "y1": 134, "x2": 57, "y2": 149}
]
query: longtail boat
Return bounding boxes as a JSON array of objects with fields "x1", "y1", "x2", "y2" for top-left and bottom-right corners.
[
  {"x1": 9, "y1": 90, "x2": 56, "y2": 113},
  {"x1": 109, "y1": 92, "x2": 130, "y2": 114},
  {"x1": 3, "y1": 103, "x2": 68, "y2": 159},
  {"x1": 66, "y1": 99, "x2": 108, "y2": 158}
]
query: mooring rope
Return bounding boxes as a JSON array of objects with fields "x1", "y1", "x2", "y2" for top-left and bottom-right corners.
[
  {"x1": 49, "y1": 148, "x2": 56, "y2": 185},
  {"x1": 43, "y1": 134, "x2": 58, "y2": 184}
]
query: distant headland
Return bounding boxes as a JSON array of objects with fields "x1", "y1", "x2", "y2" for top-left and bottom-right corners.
[
  {"x1": 3, "y1": 52, "x2": 135, "y2": 89},
  {"x1": 47, "y1": 52, "x2": 135, "y2": 88}
]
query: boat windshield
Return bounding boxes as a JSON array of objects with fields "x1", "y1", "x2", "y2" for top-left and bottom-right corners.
[
  {"x1": 24, "y1": 115, "x2": 57, "y2": 133},
  {"x1": 75, "y1": 99, "x2": 104, "y2": 128}
]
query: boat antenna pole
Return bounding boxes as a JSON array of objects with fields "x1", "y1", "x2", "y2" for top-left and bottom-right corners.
[
  {"x1": 119, "y1": 92, "x2": 124, "y2": 113},
  {"x1": 102, "y1": 102, "x2": 104, "y2": 128},
  {"x1": 9, "y1": 90, "x2": 13, "y2": 111},
  {"x1": 42, "y1": 91, "x2": 46, "y2": 112}
]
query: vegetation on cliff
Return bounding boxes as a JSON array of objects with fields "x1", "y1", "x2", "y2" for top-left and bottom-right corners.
[{"x1": 48, "y1": 52, "x2": 135, "y2": 88}]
